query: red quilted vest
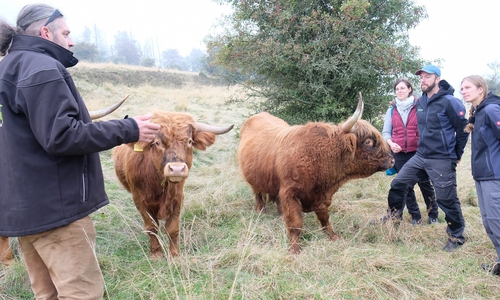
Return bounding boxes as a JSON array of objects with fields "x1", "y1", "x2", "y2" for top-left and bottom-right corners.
[{"x1": 391, "y1": 100, "x2": 419, "y2": 153}]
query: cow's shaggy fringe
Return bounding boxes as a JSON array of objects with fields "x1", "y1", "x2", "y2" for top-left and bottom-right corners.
[{"x1": 1, "y1": 63, "x2": 499, "y2": 300}]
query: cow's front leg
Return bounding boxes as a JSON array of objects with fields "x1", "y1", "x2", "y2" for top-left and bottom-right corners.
[
  {"x1": 280, "y1": 189, "x2": 303, "y2": 254},
  {"x1": 137, "y1": 207, "x2": 163, "y2": 259},
  {"x1": 147, "y1": 229, "x2": 163, "y2": 259},
  {"x1": 164, "y1": 200, "x2": 181, "y2": 257},
  {"x1": 315, "y1": 204, "x2": 339, "y2": 241},
  {"x1": 0, "y1": 236, "x2": 12, "y2": 265}
]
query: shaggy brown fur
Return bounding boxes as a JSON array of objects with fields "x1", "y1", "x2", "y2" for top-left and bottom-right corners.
[
  {"x1": 113, "y1": 111, "x2": 229, "y2": 258},
  {"x1": 237, "y1": 112, "x2": 394, "y2": 254}
]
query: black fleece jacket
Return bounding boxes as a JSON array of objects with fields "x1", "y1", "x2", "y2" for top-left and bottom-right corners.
[
  {"x1": 0, "y1": 35, "x2": 139, "y2": 236},
  {"x1": 415, "y1": 80, "x2": 469, "y2": 160}
]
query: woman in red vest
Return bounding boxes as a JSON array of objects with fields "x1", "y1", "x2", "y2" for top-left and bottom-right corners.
[{"x1": 381, "y1": 78, "x2": 439, "y2": 225}]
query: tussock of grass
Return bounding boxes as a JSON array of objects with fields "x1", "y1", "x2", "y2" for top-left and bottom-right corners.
[{"x1": 2, "y1": 63, "x2": 499, "y2": 299}]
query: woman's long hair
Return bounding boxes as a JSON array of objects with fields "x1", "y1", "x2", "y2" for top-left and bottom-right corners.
[{"x1": 463, "y1": 75, "x2": 489, "y2": 133}]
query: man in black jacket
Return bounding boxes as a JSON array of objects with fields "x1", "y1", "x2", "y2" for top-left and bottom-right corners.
[
  {"x1": 0, "y1": 4, "x2": 160, "y2": 299},
  {"x1": 381, "y1": 65, "x2": 469, "y2": 252}
]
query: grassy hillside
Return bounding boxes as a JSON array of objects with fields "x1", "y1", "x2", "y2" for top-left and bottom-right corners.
[{"x1": 1, "y1": 63, "x2": 498, "y2": 300}]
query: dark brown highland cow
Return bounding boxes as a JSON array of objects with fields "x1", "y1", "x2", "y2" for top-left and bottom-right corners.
[
  {"x1": 237, "y1": 94, "x2": 394, "y2": 254},
  {"x1": 113, "y1": 111, "x2": 233, "y2": 258}
]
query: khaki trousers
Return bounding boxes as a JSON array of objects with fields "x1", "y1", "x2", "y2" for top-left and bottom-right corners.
[{"x1": 18, "y1": 216, "x2": 104, "y2": 300}]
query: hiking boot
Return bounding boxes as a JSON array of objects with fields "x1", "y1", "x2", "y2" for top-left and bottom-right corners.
[
  {"x1": 481, "y1": 263, "x2": 500, "y2": 276},
  {"x1": 443, "y1": 240, "x2": 463, "y2": 252},
  {"x1": 412, "y1": 219, "x2": 422, "y2": 226},
  {"x1": 428, "y1": 218, "x2": 438, "y2": 225}
]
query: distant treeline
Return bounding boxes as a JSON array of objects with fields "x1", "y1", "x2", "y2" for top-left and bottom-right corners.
[{"x1": 72, "y1": 26, "x2": 221, "y2": 75}]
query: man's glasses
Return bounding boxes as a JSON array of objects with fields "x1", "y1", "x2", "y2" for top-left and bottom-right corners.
[{"x1": 43, "y1": 9, "x2": 62, "y2": 27}]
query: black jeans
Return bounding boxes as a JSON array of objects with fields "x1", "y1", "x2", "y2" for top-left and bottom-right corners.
[
  {"x1": 387, "y1": 154, "x2": 465, "y2": 243},
  {"x1": 390, "y1": 151, "x2": 438, "y2": 220}
]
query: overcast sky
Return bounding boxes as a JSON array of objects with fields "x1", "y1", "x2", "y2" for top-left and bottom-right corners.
[
  {"x1": 409, "y1": 0, "x2": 500, "y2": 94},
  {"x1": 0, "y1": 0, "x2": 232, "y2": 56},
  {"x1": 1, "y1": 0, "x2": 499, "y2": 95}
]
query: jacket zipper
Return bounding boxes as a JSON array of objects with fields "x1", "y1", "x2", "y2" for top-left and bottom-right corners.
[{"x1": 82, "y1": 173, "x2": 86, "y2": 202}]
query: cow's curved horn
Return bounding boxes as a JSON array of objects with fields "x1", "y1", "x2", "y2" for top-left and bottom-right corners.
[
  {"x1": 341, "y1": 92, "x2": 364, "y2": 133},
  {"x1": 195, "y1": 122, "x2": 234, "y2": 135},
  {"x1": 89, "y1": 95, "x2": 129, "y2": 120}
]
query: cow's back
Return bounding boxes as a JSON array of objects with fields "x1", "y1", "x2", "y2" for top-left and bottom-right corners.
[{"x1": 237, "y1": 112, "x2": 289, "y2": 196}]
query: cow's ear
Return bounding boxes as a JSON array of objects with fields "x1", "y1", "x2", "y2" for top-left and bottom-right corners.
[
  {"x1": 192, "y1": 132, "x2": 216, "y2": 150},
  {"x1": 341, "y1": 133, "x2": 357, "y2": 159}
]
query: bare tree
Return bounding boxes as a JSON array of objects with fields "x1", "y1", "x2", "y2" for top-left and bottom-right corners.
[
  {"x1": 186, "y1": 48, "x2": 204, "y2": 72},
  {"x1": 113, "y1": 31, "x2": 142, "y2": 65},
  {"x1": 161, "y1": 49, "x2": 186, "y2": 70},
  {"x1": 486, "y1": 61, "x2": 500, "y2": 94}
]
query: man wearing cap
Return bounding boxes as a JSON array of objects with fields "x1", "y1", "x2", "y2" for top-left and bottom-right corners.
[
  {"x1": 382, "y1": 65, "x2": 469, "y2": 252},
  {"x1": 0, "y1": 4, "x2": 160, "y2": 299}
]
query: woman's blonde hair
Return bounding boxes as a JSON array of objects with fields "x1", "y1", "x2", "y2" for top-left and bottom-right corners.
[{"x1": 463, "y1": 75, "x2": 489, "y2": 133}]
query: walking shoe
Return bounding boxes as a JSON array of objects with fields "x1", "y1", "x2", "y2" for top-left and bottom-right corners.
[
  {"x1": 412, "y1": 219, "x2": 422, "y2": 226},
  {"x1": 481, "y1": 263, "x2": 500, "y2": 276},
  {"x1": 428, "y1": 218, "x2": 438, "y2": 225},
  {"x1": 442, "y1": 240, "x2": 463, "y2": 252}
]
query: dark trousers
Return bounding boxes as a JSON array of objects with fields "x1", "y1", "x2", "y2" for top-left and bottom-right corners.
[
  {"x1": 387, "y1": 154, "x2": 465, "y2": 243},
  {"x1": 475, "y1": 180, "x2": 500, "y2": 262},
  {"x1": 390, "y1": 152, "x2": 438, "y2": 220}
]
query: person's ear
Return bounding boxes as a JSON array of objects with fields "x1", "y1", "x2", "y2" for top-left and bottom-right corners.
[{"x1": 40, "y1": 26, "x2": 51, "y2": 40}]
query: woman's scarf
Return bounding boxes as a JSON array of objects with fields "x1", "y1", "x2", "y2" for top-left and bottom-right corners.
[{"x1": 395, "y1": 96, "x2": 414, "y2": 125}]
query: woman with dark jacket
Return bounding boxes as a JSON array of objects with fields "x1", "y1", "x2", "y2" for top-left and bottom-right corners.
[
  {"x1": 382, "y1": 78, "x2": 438, "y2": 225},
  {"x1": 462, "y1": 75, "x2": 500, "y2": 276}
]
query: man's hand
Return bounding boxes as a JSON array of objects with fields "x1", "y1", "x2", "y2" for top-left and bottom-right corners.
[{"x1": 132, "y1": 113, "x2": 161, "y2": 142}]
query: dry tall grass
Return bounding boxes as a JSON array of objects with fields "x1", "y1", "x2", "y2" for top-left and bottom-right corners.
[{"x1": 1, "y1": 63, "x2": 498, "y2": 300}]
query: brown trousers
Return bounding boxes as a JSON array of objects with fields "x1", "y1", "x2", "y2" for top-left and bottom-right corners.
[
  {"x1": 0, "y1": 236, "x2": 12, "y2": 265},
  {"x1": 18, "y1": 216, "x2": 104, "y2": 300}
]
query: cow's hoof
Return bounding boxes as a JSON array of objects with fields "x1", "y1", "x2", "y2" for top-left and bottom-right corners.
[
  {"x1": 330, "y1": 235, "x2": 340, "y2": 241},
  {"x1": 288, "y1": 245, "x2": 300, "y2": 255},
  {"x1": 150, "y1": 251, "x2": 163, "y2": 260}
]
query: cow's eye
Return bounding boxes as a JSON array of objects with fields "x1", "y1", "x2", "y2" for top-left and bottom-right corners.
[
  {"x1": 188, "y1": 138, "x2": 193, "y2": 147},
  {"x1": 364, "y1": 139, "x2": 374, "y2": 147},
  {"x1": 151, "y1": 140, "x2": 160, "y2": 147}
]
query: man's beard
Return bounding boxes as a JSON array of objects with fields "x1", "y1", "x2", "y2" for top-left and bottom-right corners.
[{"x1": 421, "y1": 82, "x2": 437, "y2": 94}]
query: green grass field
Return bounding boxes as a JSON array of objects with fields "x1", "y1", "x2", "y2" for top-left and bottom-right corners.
[{"x1": 1, "y1": 63, "x2": 498, "y2": 300}]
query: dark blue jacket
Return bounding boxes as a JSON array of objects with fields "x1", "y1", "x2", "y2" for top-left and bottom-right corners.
[
  {"x1": 416, "y1": 80, "x2": 469, "y2": 160},
  {"x1": 0, "y1": 35, "x2": 139, "y2": 236},
  {"x1": 470, "y1": 92, "x2": 500, "y2": 180}
]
